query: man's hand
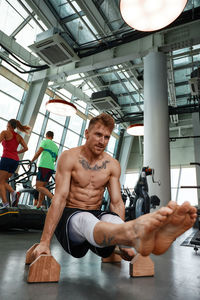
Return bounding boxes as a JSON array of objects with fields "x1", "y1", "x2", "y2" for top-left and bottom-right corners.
[
  {"x1": 115, "y1": 246, "x2": 136, "y2": 261},
  {"x1": 32, "y1": 242, "x2": 51, "y2": 260}
]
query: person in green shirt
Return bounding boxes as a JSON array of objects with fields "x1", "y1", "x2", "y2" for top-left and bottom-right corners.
[{"x1": 31, "y1": 131, "x2": 58, "y2": 209}]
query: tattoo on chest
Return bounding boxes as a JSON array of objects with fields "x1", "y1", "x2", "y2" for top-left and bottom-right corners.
[{"x1": 79, "y1": 158, "x2": 110, "y2": 171}]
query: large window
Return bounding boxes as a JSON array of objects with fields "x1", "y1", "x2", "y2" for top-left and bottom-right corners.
[
  {"x1": 107, "y1": 135, "x2": 117, "y2": 155},
  {"x1": 64, "y1": 130, "x2": 80, "y2": 149},
  {"x1": 68, "y1": 114, "x2": 83, "y2": 133},
  {"x1": 124, "y1": 172, "x2": 140, "y2": 193},
  {"x1": 171, "y1": 167, "x2": 198, "y2": 206}
]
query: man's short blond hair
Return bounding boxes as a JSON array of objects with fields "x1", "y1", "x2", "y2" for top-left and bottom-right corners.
[{"x1": 88, "y1": 113, "x2": 115, "y2": 132}]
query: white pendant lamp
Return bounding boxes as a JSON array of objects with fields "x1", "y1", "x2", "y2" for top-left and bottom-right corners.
[
  {"x1": 46, "y1": 99, "x2": 77, "y2": 116},
  {"x1": 127, "y1": 123, "x2": 144, "y2": 136},
  {"x1": 120, "y1": 0, "x2": 187, "y2": 32}
]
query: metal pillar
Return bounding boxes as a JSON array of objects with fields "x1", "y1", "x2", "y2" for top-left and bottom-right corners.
[
  {"x1": 119, "y1": 133, "x2": 134, "y2": 187},
  {"x1": 192, "y1": 112, "x2": 200, "y2": 208},
  {"x1": 19, "y1": 77, "x2": 49, "y2": 148},
  {"x1": 144, "y1": 52, "x2": 171, "y2": 206}
]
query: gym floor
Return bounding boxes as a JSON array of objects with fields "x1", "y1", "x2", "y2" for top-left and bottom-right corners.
[{"x1": 0, "y1": 227, "x2": 200, "y2": 300}]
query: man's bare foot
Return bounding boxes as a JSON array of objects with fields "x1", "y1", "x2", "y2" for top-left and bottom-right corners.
[
  {"x1": 124, "y1": 205, "x2": 174, "y2": 256},
  {"x1": 152, "y1": 201, "x2": 197, "y2": 255}
]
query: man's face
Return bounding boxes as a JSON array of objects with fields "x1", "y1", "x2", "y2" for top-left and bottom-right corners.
[{"x1": 85, "y1": 122, "x2": 111, "y2": 156}]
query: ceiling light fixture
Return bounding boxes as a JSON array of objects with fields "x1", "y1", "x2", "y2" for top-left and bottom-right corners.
[
  {"x1": 46, "y1": 99, "x2": 77, "y2": 116},
  {"x1": 120, "y1": 0, "x2": 187, "y2": 32},
  {"x1": 127, "y1": 124, "x2": 144, "y2": 136}
]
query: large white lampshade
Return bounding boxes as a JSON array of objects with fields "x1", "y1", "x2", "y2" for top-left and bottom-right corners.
[
  {"x1": 46, "y1": 99, "x2": 77, "y2": 116},
  {"x1": 127, "y1": 124, "x2": 144, "y2": 136},
  {"x1": 120, "y1": 0, "x2": 187, "y2": 32}
]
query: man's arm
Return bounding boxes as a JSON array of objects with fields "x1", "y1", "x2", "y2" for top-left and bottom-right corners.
[
  {"x1": 33, "y1": 150, "x2": 73, "y2": 257},
  {"x1": 107, "y1": 159, "x2": 125, "y2": 220},
  {"x1": 31, "y1": 147, "x2": 43, "y2": 162}
]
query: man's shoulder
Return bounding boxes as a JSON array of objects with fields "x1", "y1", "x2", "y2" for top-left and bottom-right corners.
[
  {"x1": 42, "y1": 139, "x2": 58, "y2": 148},
  {"x1": 40, "y1": 139, "x2": 47, "y2": 146},
  {"x1": 58, "y1": 147, "x2": 81, "y2": 169},
  {"x1": 61, "y1": 146, "x2": 81, "y2": 157},
  {"x1": 103, "y1": 153, "x2": 120, "y2": 171},
  {"x1": 103, "y1": 152, "x2": 118, "y2": 164}
]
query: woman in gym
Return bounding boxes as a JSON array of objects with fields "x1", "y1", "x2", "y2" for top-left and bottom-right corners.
[{"x1": 0, "y1": 119, "x2": 31, "y2": 207}]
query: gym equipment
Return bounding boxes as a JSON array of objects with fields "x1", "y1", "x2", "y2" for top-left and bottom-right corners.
[
  {"x1": 190, "y1": 230, "x2": 200, "y2": 253},
  {"x1": 102, "y1": 247, "x2": 122, "y2": 263},
  {"x1": 124, "y1": 167, "x2": 160, "y2": 221},
  {"x1": 181, "y1": 162, "x2": 200, "y2": 252},
  {"x1": 25, "y1": 243, "x2": 60, "y2": 283},
  {"x1": 0, "y1": 160, "x2": 47, "y2": 231},
  {"x1": 102, "y1": 247, "x2": 155, "y2": 277},
  {"x1": 0, "y1": 206, "x2": 46, "y2": 230},
  {"x1": 129, "y1": 254, "x2": 154, "y2": 277},
  {"x1": 7, "y1": 159, "x2": 37, "y2": 206}
]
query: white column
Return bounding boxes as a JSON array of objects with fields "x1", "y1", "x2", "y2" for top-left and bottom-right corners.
[{"x1": 144, "y1": 52, "x2": 171, "y2": 206}]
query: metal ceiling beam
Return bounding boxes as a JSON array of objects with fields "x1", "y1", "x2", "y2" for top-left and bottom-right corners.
[
  {"x1": 115, "y1": 103, "x2": 200, "y2": 124},
  {"x1": 75, "y1": 0, "x2": 112, "y2": 37},
  {"x1": 0, "y1": 30, "x2": 39, "y2": 66},
  {"x1": 16, "y1": 0, "x2": 46, "y2": 34},
  {"x1": 52, "y1": 81, "x2": 91, "y2": 103},
  {"x1": 25, "y1": 0, "x2": 60, "y2": 29},
  {"x1": 48, "y1": 63, "x2": 143, "y2": 88},
  {"x1": 32, "y1": 20, "x2": 200, "y2": 82}
]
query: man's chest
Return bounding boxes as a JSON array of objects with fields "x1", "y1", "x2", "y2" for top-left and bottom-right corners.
[{"x1": 72, "y1": 164, "x2": 111, "y2": 188}]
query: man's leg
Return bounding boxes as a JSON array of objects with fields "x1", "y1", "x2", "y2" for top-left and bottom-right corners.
[
  {"x1": 93, "y1": 201, "x2": 197, "y2": 256},
  {"x1": 100, "y1": 214, "x2": 135, "y2": 260},
  {"x1": 69, "y1": 212, "x2": 134, "y2": 259},
  {"x1": 36, "y1": 181, "x2": 53, "y2": 208},
  {"x1": 69, "y1": 212, "x2": 102, "y2": 246}
]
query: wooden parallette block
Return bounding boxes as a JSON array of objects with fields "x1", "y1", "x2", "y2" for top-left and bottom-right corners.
[
  {"x1": 129, "y1": 254, "x2": 154, "y2": 277},
  {"x1": 25, "y1": 243, "x2": 39, "y2": 265},
  {"x1": 25, "y1": 243, "x2": 61, "y2": 283},
  {"x1": 28, "y1": 255, "x2": 61, "y2": 283},
  {"x1": 102, "y1": 250, "x2": 122, "y2": 263}
]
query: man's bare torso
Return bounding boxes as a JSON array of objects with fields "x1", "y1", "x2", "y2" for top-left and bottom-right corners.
[{"x1": 66, "y1": 147, "x2": 114, "y2": 210}]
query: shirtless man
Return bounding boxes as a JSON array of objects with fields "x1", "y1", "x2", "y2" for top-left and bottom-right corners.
[{"x1": 33, "y1": 113, "x2": 197, "y2": 261}]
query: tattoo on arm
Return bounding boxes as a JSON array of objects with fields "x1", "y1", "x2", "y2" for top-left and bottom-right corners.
[
  {"x1": 99, "y1": 235, "x2": 115, "y2": 247},
  {"x1": 79, "y1": 158, "x2": 110, "y2": 171}
]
